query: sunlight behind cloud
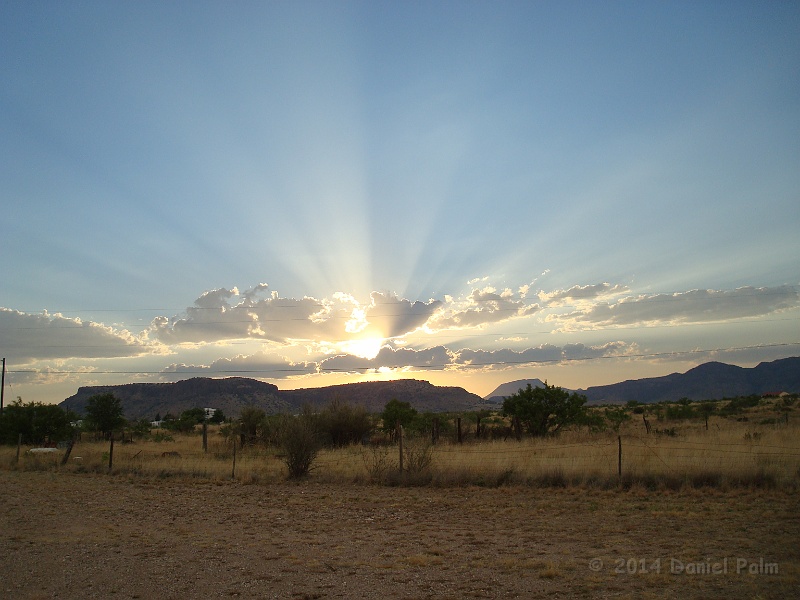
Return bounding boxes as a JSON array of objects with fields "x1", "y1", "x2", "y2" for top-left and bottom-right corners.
[{"x1": 338, "y1": 337, "x2": 385, "y2": 360}]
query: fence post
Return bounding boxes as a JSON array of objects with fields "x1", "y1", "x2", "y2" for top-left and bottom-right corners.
[
  {"x1": 397, "y1": 422, "x2": 404, "y2": 473},
  {"x1": 457, "y1": 417, "x2": 462, "y2": 444},
  {"x1": 618, "y1": 435, "x2": 622, "y2": 479},
  {"x1": 231, "y1": 438, "x2": 237, "y2": 480},
  {"x1": 432, "y1": 417, "x2": 439, "y2": 445},
  {"x1": 108, "y1": 436, "x2": 114, "y2": 473},
  {"x1": 60, "y1": 439, "x2": 75, "y2": 466},
  {"x1": 16, "y1": 433, "x2": 22, "y2": 464},
  {"x1": 202, "y1": 421, "x2": 208, "y2": 453}
]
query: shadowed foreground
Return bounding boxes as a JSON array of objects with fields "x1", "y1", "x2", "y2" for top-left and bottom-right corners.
[{"x1": 1, "y1": 472, "x2": 798, "y2": 599}]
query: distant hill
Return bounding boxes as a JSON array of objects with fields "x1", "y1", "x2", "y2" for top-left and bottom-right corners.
[
  {"x1": 61, "y1": 377, "x2": 289, "y2": 421},
  {"x1": 60, "y1": 377, "x2": 483, "y2": 421},
  {"x1": 581, "y1": 357, "x2": 800, "y2": 404},
  {"x1": 483, "y1": 357, "x2": 800, "y2": 405},
  {"x1": 283, "y1": 379, "x2": 484, "y2": 414},
  {"x1": 483, "y1": 379, "x2": 546, "y2": 404}
]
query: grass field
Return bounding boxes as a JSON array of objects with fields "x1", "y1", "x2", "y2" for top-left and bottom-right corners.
[
  {"x1": 2, "y1": 404, "x2": 799, "y2": 598},
  {"x1": 3, "y1": 404, "x2": 798, "y2": 491}
]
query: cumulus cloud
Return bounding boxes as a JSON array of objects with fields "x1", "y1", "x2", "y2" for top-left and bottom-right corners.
[
  {"x1": 161, "y1": 352, "x2": 317, "y2": 381},
  {"x1": 362, "y1": 292, "x2": 442, "y2": 338},
  {"x1": 150, "y1": 286, "x2": 442, "y2": 345},
  {"x1": 3, "y1": 364, "x2": 100, "y2": 386},
  {"x1": 453, "y1": 341, "x2": 631, "y2": 368},
  {"x1": 0, "y1": 308, "x2": 151, "y2": 363},
  {"x1": 316, "y1": 342, "x2": 631, "y2": 374},
  {"x1": 558, "y1": 286, "x2": 799, "y2": 327},
  {"x1": 320, "y1": 345, "x2": 454, "y2": 373},
  {"x1": 425, "y1": 286, "x2": 539, "y2": 331}
]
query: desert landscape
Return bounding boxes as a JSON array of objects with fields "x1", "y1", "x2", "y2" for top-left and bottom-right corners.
[{"x1": 3, "y1": 395, "x2": 799, "y2": 598}]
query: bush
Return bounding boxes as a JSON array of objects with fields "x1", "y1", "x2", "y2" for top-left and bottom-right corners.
[
  {"x1": 361, "y1": 444, "x2": 395, "y2": 483},
  {"x1": 317, "y1": 399, "x2": 373, "y2": 447},
  {"x1": 278, "y1": 413, "x2": 320, "y2": 479},
  {"x1": 718, "y1": 395, "x2": 760, "y2": 416},
  {"x1": 403, "y1": 438, "x2": 434, "y2": 474},
  {"x1": 0, "y1": 399, "x2": 75, "y2": 445}
]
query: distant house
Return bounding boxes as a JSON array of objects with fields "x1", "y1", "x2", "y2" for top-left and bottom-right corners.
[
  {"x1": 204, "y1": 408, "x2": 217, "y2": 420},
  {"x1": 762, "y1": 391, "x2": 788, "y2": 398},
  {"x1": 150, "y1": 420, "x2": 164, "y2": 428}
]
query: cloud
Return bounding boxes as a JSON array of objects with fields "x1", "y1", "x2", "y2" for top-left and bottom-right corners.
[
  {"x1": 161, "y1": 340, "x2": 631, "y2": 379},
  {"x1": 3, "y1": 364, "x2": 100, "y2": 387},
  {"x1": 317, "y1": 342, "x2": 631, "y2": 374},
  {"x1": 361, "y1": 292, "x2": 443, "y2": 338},
  {"x1": 425, "y1": 286, "x2": 539, "y2": 331},
  {"x1": 161, "y1": 352, "x2": 317, "y2": 381},
  {"x1": 150, "y1": 286, "x2": 443, "y2": 345},
  {"x1": 558, "y1": 286, "x2": 799, "y2": 327},
  {"x1": 539, "y1": 283, "x2": 627, "y2": 305},
  {"x1": 320, "y1": 345, "x2": 454, "y2": 373},
  {"x1": 453, "y1": 341, "x2": 632, "y2": 369},
  {"x1": 0, "y1": 308, "x2": 151, "y2": 363}
]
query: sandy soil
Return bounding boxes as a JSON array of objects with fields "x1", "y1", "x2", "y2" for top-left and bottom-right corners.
[{"x1": 1, "y1": 471, "x2": 798, "y2": 599}]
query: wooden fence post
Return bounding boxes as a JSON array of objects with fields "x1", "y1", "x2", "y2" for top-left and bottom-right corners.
[
  {"x1": 432, "y1": 417, "x2": 439, "y2": 445},
  {"x1": 60, "y1": 440, "x2": 75, "y2": 466},
  {"x1": 231, "y1": 438, "x2": 237, "y2": 480},
  {"x1": 108, "y1": 436, "x2": 114, "y2": 473},
  {"x1": 202, "y1": 421, "x2": 208, "y2": 453},
  {"x1": 397, "y1": 422, "x2": 404, "y2": 473},
  {"x1": 16, "y1": 433, "x2": 22, "y2": 464},
  {"x1": 617, "y1": 435, "x2": 622, "y2": 479},
  {"x1": 457, "y1": 417, "x2": 462, "y2": 444}
]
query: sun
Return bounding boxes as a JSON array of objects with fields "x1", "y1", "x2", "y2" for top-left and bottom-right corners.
[{"x1": 339, "y1": 337, "x2": 385, "y2": 360}]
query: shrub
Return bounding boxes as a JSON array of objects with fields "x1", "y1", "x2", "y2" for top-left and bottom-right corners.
[
  {"x1": 317, "y1": 399, "x2": 373, "y2": 447},
  {"x1": 403, "y1": 438, "x2": 434, "y2": 474},
  {"x1": 361, "y1": 444, "x2": 395, "y2": 483},
  {"x1": 278, "y1": 413, "x2": 320, "y2": 479}
]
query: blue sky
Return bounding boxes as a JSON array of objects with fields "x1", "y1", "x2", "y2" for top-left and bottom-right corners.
[{"x1": 2, "y1": 1, "x2": 799, "y2": 405}]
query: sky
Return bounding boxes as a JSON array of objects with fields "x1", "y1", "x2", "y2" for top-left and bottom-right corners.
[{"x1": 1, "y1": 1, "x2": 799, "y2": 407}]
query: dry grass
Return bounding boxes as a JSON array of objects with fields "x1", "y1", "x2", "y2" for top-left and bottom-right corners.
[{"x1": 3, "y1": 407, "x2": 798, "y2": 490}]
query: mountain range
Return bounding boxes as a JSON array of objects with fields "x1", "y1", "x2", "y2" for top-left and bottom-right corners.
[
  {"x1": 59, "y1": 357, "x2": 799, "y2": 420},
  {"x1": 60, "y1": 378, "x2": 484, "y2": 421},
  {"x1": 483, "y1": 357, "x2": 800, "y2": 405}
]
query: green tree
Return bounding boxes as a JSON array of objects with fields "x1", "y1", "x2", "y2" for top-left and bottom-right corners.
[
  {"x1": 209, "y1": 408, "x2": 226, "y2": 424},
  {"x1": 697, "y1": 401, "x2": 716, "y2": 429},
  {"x1": 84, "y1": 393, "x2": 126, "y2": 439},
  {"x1": 162, "y1": 407, "x2": 208, "y2": 433},
  {"x1": 380, "y1": 399, "x2": 417, "y2": 435},
  {"x1": 0, "y1": 398, "x2": 74, "y2": 445},
  {"x1": 238, "y1": 406, "x2": 267, "y2": 446},
  {"x1": 317, "y1": 399, "x2": 373, "y2": 447},
  {"x1": 666, "y1": 397, "x2": 696, "y2": 420},
  {"x1": 502, "y1": 382, "x2": 588, "y2": 437}
]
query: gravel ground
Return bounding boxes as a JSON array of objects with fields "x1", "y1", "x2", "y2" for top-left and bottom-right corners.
[{"x1": 1, "y1": 471, "x2": 798, "y2": 599}]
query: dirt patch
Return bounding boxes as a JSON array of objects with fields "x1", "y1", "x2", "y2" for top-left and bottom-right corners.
[{"x1": 1, "y1": 471, "x2": 797, "y2": 599}]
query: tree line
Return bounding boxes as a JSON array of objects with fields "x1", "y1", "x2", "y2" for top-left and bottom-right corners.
[{"x1": 3, "y1": 384, "x2": 791, "y2": 449}]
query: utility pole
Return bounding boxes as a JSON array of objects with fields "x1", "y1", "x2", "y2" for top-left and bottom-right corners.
[{"x1": 1, "y1": 357, "x2": 5, "y2": 416}]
